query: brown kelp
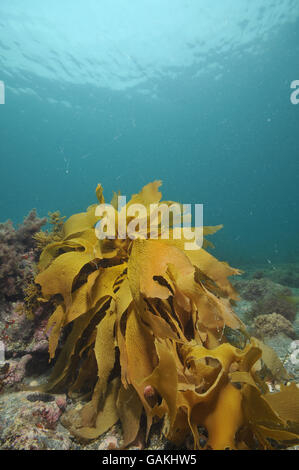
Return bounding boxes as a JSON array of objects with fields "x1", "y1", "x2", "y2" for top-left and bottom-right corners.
[{"x1": 34, "y1": 181, "x2": 299, "y2": 449}]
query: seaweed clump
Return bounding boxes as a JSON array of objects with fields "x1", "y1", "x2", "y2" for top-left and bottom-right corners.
[
  {"x1": 33, "y1": 211, "x2": 65, "y2": 251},
  {"x1": 0, "y1": 210, "x2": 46, "y2": 300},
  {"x1": 23, "y1": 211, "x2": 65, "y2": 319},
  {"x1": 33, "y1": 182, "x2": 299, "y2": 450}
]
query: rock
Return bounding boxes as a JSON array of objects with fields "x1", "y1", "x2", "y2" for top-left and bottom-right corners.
[
  {"x1": 253, "y1": 313, "x2": 296, "y2": 339},
  {"x1": 0, "y1": 391, "x2": 72, "y2": 450},
  {"x1": 233, "y1": 278, "x2": 297, "y2": 321}
]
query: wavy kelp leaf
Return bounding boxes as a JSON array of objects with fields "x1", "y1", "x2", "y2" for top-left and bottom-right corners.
[
  {"x1": 125, "y1": 307, "x2": 156, "y2": 436},
  {"x1": 73, "y1": 377, "x2": 120, "y2": 440},
  {"x1": 131, "y1": 238, "x2": 240, "y2": 334},
  {"x1": 80, "y1": 309, "x2": 117, "y2": 428},
  {"x1": 126, "y1": 180, "x2": 162, "y2": 208},
  {"x1": 63, "y1": 204, "x2": 99, "y2": 238},
  {"x1": 38, "y1": 225, "x2": 102, "y2": 273},
  {"x1": 78, "y1": 328, "x2": 97, "y2": 359},
  {"x1": 203, "y1": 225, "x2": 224, "y2": 236},
  {"x1": 164, "y1": 407, "x2": 193, "y2": 446},
  {"x1": 128, "y1": 239, "x2": 194, "y2": 303},
  {"x1": 200, "y1": 286, "x2": 243, "y2": 330},
  {"x1": 116, "y1": 321, "x2": 128, "y2": 387},
  {"x1": 116, "y1": 384, "x2": 143, "y2": 447},
  {"x1": 33, "y1": 181, "x2": 299, "y2": 450},
  {"x1": 42, "y1": 308, "x2": 98, "y2": 392},
  {"x1": 229, "y1": 371, "x2": 260, "y2": 389},
  {"x1": 125, "y1": 307, "x2": 156, "y2": 391},
  {"x1": 252, "y1": 338, "x2": 289, "y2": 381},
  {"x1": 236, "y1": 341, "x2": 262, "y2": 372},
  {"x1": 157, "y1": 226, "x2": 222, "y2": 251},
  {"x1": 173, "y1": 390, "x2": 203, "y2": 448},
  {"x1": 37, "y1": 241, "x2": 65, "y2": 271},
  {"x1": 89, "y1": 264, "x2": 127, "y2": 308},
  {"x1": 142, "y1": 308, "x2": 180, "y2": 341},
  {"x1": 151, "y1": 300, "x2": 188, "y2": 342},
  {"x1": 37, "y1": 239, "x2": 83, "y2": 272},
  {"x1": 94, "y1": 309, "x2": 116, "y2": 401},
  {"x1": 115, "y1": 277, "x2": 132, "y2": 387},
  {"x1": 241, "y1": 384, "x2": 299, "y2": 447},
  {"x1": 185, "y1": 250, "x2": 240, "y2": 299},
  {"x1": 47, "y1": 304, "x2": 65, "y2": 360},
  {"x1": 107, "y1": 181, "x2": 163, "y2": 241},
  {"x1": 65, "y1": 270, "x2": 100, "y2": 325},
  {"x1": 183, "y1": 343, "x2": 237, "y2": 375},
  {"x1": 69, "y1": 348, "x2": 97, "y2": 396},
  {"x1": 36, "y1": 251, "x2": 94, "y2": 307},
  {"x1": 263, "y1": 383, "x2": 299, "y2": 424},
  {"x1": 163, "y1": 236, "x2": 240, "y2": 299},
  {"x1": 254, "y1": 425, "x2": 299, "y2": 443},
  {"x1": 65, "y1": 228, "x2": 102, "y2": 258},
  {"x1": 204, "y1": 381, "x2": 243, "y2": 450},
  {"x1": 178, "y1": 340, "x2": 269, "y2": 449},
  {"x1": 174, "y1": 273, "x2": 242, "y2": 331},
  {"x1": 184, "y1": 353, "x2": 221, "y2": 391},
  {"x1": 96, "y1": 183, "x2": 105, "y2": 204},
  {"x1": 111, "y1": 190, "x2": 121, "y2": 210},
  {"x1": 168, "y1": 343, "x2": 243, "y2": 448},
  {"x1": 243, "y1": 384, "x2": 284, "y2": 427},
  {"x1": 145, "y1": 340, "x2": 178, "y2": 426},
  {"x1": 128, "y1": 241, "x2": 169, "y2": 302},
  {"x1": 115, "y1": 277, "x2": 133, "y2": 316}
]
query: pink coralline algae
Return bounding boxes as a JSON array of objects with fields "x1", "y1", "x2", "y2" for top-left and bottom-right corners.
[
  {"x1": 0, "y1": 391, "x2": 72, "y2": 450},
  {"x1": 30, "y1": 316, "x2": 51, "y2": 353},
  {"x1": 37, "y1": 403, "x2": 62, "y2": 429},
  {"x1": 0, "y1": 210, "x2": 46, "y2": 300},
  {"x1": 55, "y1": 395, "x2": 67, "y2": 411},
  {"x1": 0, "y1": 300, "x2": 52, "y2": 359},
  {"x1": 2, "y1": 354, "x2": 32, "y2": 388},
  {"x1": 21, "y1": 393, "x2": 65, "y2": 429},
  {"x1": 98, "y1": 436, "x2": 119, "y2": 450}
]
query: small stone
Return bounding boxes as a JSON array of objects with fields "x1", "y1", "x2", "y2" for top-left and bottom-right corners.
[
  {"x1": 98, "y1": 436, "x2": 118, "y2": 450},
  {"x1": 55, "y1": 395, "x2": 67, "y2": 411}
]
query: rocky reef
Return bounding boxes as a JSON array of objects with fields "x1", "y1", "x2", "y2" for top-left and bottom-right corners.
[
  {"x1": 233, "y1": 278, "x2": 297, "y2": 322},
  {"x1": 255, "y1": 264, "x2": 299, "y2": 289},
  {"x1": 0, "y1": 210, "x2": 46, "y2": 300},
  {"x1": 253, "y1": 313, "x2": 296, "y2": 340}
]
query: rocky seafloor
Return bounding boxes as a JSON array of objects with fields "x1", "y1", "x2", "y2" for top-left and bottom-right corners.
[{"x1": 0, "y1": 213, "x2": 299, "y2": 450}]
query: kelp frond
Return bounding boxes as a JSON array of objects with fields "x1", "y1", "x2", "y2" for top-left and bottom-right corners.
[{"x1": 33, "y1": 181, "x2": 299, "y2": 450}]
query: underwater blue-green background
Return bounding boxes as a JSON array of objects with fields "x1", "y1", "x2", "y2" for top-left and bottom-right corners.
[{"x1": 0, "y1": 0, "x2": 298, "y2": 266}]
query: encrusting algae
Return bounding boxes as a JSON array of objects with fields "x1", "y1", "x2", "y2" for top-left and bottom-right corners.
[{"x1": 32, "y1": 181, "x2": 299, "y2": 450}]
